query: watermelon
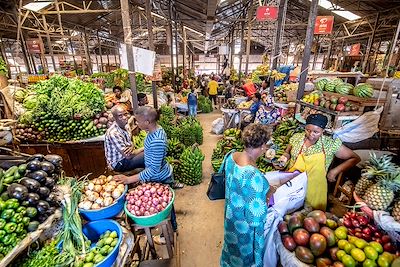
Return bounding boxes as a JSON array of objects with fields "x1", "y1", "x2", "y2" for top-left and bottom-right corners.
[
  {"x1": 335, "y1": 83, "x2": 354, "y2": 95},
  {"x1": 353, "y1": 83, "x2": 374, "y2": 98},
  {"x1": 324, "y1": 82, "x2": 336, "y2": 92},
  {"x1": 315, "y1": 78, "x2": 328, "y2": 91}
]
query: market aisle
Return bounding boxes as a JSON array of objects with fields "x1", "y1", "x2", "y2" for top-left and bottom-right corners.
[{"x1": 174, "y1": 110, "x2": 225, "y2": 267}]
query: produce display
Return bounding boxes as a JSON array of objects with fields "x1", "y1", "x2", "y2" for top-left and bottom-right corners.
[
  {"x1": 15, "y1": 75, "x2": 107, "y2": 143},
  {"x1": 104, "y1": 68, "x2": 148, "y2": 93},
  {"x1": 279, "y1": 209, "x2": 398, "y2": 266},
  {"x1": 316, "y1": 78, "x2": 374, "y2": 98},
  {"x1": 274, "y1": 83, "x2": 298, "y2": 102},
  {"x1": 175, "y1": 145, "x2": 205, "y2": 186},
  {"x1": 79, "y1": 176, "x2": 125, "y2": 210},
  {"x1": 132, "y1": 130, "x2": 147, "y2": 149},
  {"x1": 237, "y1": 100, "x2": 253, "y2": 109},
  {"x1": 211, "y1": 128, "x2": 244, "y2": 172},
  {"x1": 222, "y1": 99, "x2": 237, "y2": 109},
  {"x1": 158, "y1": 105, "x2": 175, "y2": 139},
  {"x1": 125, "y1": 183, "x2": 173, "y2": 216},
  {"x1": 198, "y1": 95, "x2": 213, "y2": 113},
  {"x1": 176, "y1": 116, "x2": 203, "y2": 146},
  {"x1": 0, "y1": 154, "x2": 61, "y2": 259},
  {"x1": 302, "y1": 92, "x2": 360, "y2": 112},
  {"x1": 167, "y1": 138, "x2": 185, "y2": 160},
  {"x1": 355, "y1": 153, "x2": 400, "y2": 214},
  {"x1": 76, "y1": 230, "x2": 119, "y2": 266}
]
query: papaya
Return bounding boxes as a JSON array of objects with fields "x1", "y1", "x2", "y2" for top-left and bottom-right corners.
[
  {"x1": 295, "y1": 246, "x2": 314, "y2": 264},
  {"x1": 310, "y1": 233, "x2": 327, "y2": 257},
  {"x1": 288, "y1": 215, "x2": 303, "y2": 234},
  {"x1": 307, "y1": 210, "x2": 327, "y2": 225},
  {"x1": 316, "y1": 257, "x2": 333, "y2": 267},
  {"x1": 320, "y1": 226, "x2": 336, "y2": 247},
  {"x1": 304, "y1": 217, "x2": 320, "y2": 233}
]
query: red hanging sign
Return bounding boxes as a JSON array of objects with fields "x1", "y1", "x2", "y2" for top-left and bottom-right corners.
[
  {"x1": 349, "y1": 43, "x2": 361, "y2": 56},
  {"x1": 256, "y1": 6, "x2": 279, "y2": 21},
  {"x1": 26, "y1": 39, "x2": 42, "y2": 54},
  {"x1": 314, "y1": 16, "x2": 334, "y2": 34}
]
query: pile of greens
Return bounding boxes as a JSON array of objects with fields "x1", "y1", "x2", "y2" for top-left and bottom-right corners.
[
  {"x1": 105, "y1": 68, "x2": 149, "y2": 92},
  {"x1": 0, "y1": 57, "x2": 8, "y2": 76}
]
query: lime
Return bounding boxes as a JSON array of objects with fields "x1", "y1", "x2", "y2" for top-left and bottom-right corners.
[
  {"x1": 111, "y1": 239, "x2": 118, "y2": 247},
  {"x1": 355, "y1": 239, "x2": 368, "y2": 249},
  {"x1": 369, "y1": 242, "x2": 383, "y2": 254},
  {"x1": 344, "y1": 243, "x2": 356, "y2": 254},
  {"x1": 335, "y1": 228, "x2": 348, "y2": 240},
  {"x1": 342, "y1": 254, "x2": 357, "y2": 267},
  {"x1": 377, "y1": 255, "x2": 390, "y2": 267},
  {"x1": 336, "y1": 250, "x2": 347, "y2": 261},
  {"x1": 104, "y1": 237, "x2": 114, "y2": 245},
  {"x1": 381, "y1": 252, "x2": 394, "y2": 263},
  {"x1": 350, "y1": 248, "x2": 366, "y2": 262},
  {"x1": 363, "y1": 259, "x2": 378, "y2": 267},
  {"x1": 93, "y1": 254, "x2": 105, "y2": 264},
  {"x1": 85, "y1": 252, "x2": 95, "y2": 263},
  {"x1": 364, "y1": 246, "x2": 379, "y2": 260}
]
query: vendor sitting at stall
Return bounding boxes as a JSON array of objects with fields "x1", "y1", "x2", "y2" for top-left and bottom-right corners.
[
  {"x1": 137, "y1": 93, "x2": 149, "y2": 106},
  {"x1": 241, "y1": 79, "x2": 257, "y2": 98},
  {"x1": 105, "y1": 105, "x2": 144, "y2": 173},
  {"x1": 277, "y1": 114, "x2": 360, "y2": 211},
  {"x1": 113, "y1": 86, "x2": 132, "y2": 112}
]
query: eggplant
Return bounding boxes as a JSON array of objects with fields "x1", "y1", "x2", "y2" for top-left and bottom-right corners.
[
  {"x1": 26, "y1": 160, "x2": 42, "y2": 172},
  {"x1": 44, "y1": 154, "x2": 63, "y2": 168},
  {"x1": 27, "y1": 192, "x2": 40, "y2": 206},
  {"x1": 7, "y1": 183, "x2": 28, "y2": 201},
  {"x1": 27, "y1": 170, "x2": 47, "y2": 183},
  {"x1": 44, "y1": 177, "x2": 55, "y2": 189},
  {"x1": 37, "y1": 200, "x2": 50, "y2": 214},
  {"x1": 20, "y1": 177, "x2": 41, "y2": 193},
  {"x1": 46, "y1": 206, "x2": 57, "y2": 216},
  {"x1": 40, "y1": 161, "x2": 55, "y2": 174},
  {"x1": 38, "y1": 187, "x2": 50, "y2": 198},
  {"x1": 46, "y1": 192, "x2": 59, "y2": 205},
  {"x1": 27, "y1": 154, "x2": 44, "y2": 162}
]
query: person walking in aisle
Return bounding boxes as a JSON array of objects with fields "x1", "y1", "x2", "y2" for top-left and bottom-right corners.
[
  {"x1": 187, "y1": 87, "x2": 198, "y2": 116},
  {"x1": 208, "y1": 76, "x2": 219, "y2": 108}
]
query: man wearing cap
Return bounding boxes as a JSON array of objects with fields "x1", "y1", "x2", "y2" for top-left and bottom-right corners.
[{"x1": 277, "y1": 114, "x2": 360, "y2": 211}]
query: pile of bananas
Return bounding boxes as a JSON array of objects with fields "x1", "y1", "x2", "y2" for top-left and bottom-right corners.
[
  {"x1": 394, "y1": 71, "x2": 400, "y2": 79},
  {"x1": 211, "y1": 128, "x2": 244, "y2": 171},
  {"x1": 167, "y1": 137, "x2": 185, "y2": 160},
  {"x1": 272, "y1": 119, "x2": 301, "y2": 153},
  {"x1": 256, "y1": 156, "x2": 275, "y2": 173},
  {"x1": 177, "y1": 117, "x2": 203, "y2": 146},
  {"x1": 230, "y1": 69, "x2": 239, "y2": 82},
  {"x1": 159, "y1": 105, "x2": 176, "y2": 139},
  {"x1": 270, "y1": 69, "x2": 286, "y2": 81},
  {"x1": 237, "y1": 100, "x2": 253, "y2": 109},
  {"x1": 132, "y1": 130, "x2": 147, "y2": 149},
  {"x1": 176, "y1": 145, "x2": 205, "y2": 185}
]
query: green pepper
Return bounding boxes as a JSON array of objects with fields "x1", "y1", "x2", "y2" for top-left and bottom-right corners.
[
  {"x1": 0, "y1": 230, "x2": 6, "y2": 239},
  {"x1": 3, "y1": 176, "x2": 14, "y2": 184},
  {"x1": 10, "y1": 213, "x2": 22, "y2": 224},
  {"x1": 22, "y1": 217, "x2": 30, "y2": 226},
  {"x1": 0, "y1": 200, "x2": 6, "y2": 211},
  {"x1": 25, "y1": 207, "x2": 37, "y2": 218},
  {"x1": 2, "y1": 234, "x2": 14, "y2": 245},
  {"x1": 1, "y1": 209, "x2": 15, "y2": 220},
  {"x1": 0, "y1": 219, "x2": 6, "y2": 229},
  {"x1": 16, "y1": 223, "x2": 24, "y2": 233},
  {"x1": 5, "y1": 199, "x2": 19, "y2": 210},
  {"x1": 4, "y1": 222, "x2": 17, "y2": 233},
  {"x1": 16, "y1": 206, "x2": 26, "y2": 215}
]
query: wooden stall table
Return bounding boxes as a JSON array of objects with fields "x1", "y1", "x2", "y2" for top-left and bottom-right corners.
[
  {"x1": 14, "y1": 136, "x2": 108, "y2": 177},
  {"x1": 220, "y1": 108, "x2": 240, "y2": 130}
]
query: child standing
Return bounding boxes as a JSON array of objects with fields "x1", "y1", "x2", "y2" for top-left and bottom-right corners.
[{"x1": 187, "y1": 88, "x2": 198, "y2": 116}]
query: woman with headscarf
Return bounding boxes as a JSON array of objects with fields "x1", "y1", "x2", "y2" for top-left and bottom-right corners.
[{"x1": 278, "y1": 114, "x2": 360, "y2": 211}]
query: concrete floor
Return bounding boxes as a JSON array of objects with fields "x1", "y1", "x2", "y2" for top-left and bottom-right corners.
[{"x1": 174, "y1": 110, "x2": 225, "y2": 267}]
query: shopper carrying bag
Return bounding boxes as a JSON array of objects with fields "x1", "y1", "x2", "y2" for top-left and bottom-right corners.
[{"x1": 207, "y1": 150, "x2": 234, "y2": 200}]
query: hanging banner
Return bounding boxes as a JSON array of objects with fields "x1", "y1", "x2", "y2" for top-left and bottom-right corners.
[
  {"x1": 256, "y1": 6, "x2": 278, "y2": 21},
  {"x1": 349, "y1": 43, "x2": 361, "y2": 56},
  {"x1": 26, "y1": 39, "x2": 43, "y2": 54},
  {"x1": 132, "y1": 46, "x2": 156, "y2": 76},
  {"x1": 314, "y1": 16, "x2": 334, "y2": 34}
]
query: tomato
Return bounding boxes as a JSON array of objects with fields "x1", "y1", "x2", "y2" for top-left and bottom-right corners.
[{"x1": 342, "y1": 255, "x2": 356, "y2": 267}]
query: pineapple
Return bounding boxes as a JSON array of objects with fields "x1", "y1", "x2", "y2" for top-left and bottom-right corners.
[
  {"x1": 363, "y1": 171, "x2": 400, "y2": 211},
  {"x1": 355, "y1": 153, "x2": 399, "y2": 197},
  {"x1": 391, "y1": 200, "x2": 400, "y2": 222}
]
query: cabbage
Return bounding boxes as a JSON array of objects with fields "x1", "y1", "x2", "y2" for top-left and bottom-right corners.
[
  {"x1": 23, "y1": 95, "x2": 39, "y2": 110},
  {"x1": 14, "y1": 89, "x2": 27, "y2": 103}
]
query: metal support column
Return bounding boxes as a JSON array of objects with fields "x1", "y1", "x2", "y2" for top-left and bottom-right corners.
[
  {"x1": 83, "y1": 29, "x2": 92, "y2": 74},
  {"x1": 145, "y1": 0, "x2": 158, "y2": 109},
  {"x1": 37, "y1": 35, "x2": 48, "y2": 74},
  {"x1": 362, "y1": 13, "x2": 380, "y2": 73},
  {"x1": 270, "y1": 0, "x2": 288, "y2": 95},
  {"x1": 174, "y1": 5, "x2": 179, "y2": 78},
  {"x1": 168, "y1": 5, "x2": 176, "y2": 91},
  {"x1": 68, "y1": 30, "x2": 77, "y2": 70},
  {"x1": 42, "y1": 15, "x2": 56, "y2": 71},
  {"x1": 238, "y1": 21, "x2": 245, "y2": 84},
  {"x1": 183, "y1": 25, "x2": 187, "y2": 73},
  {"x1": 244, "y1": 4, "x2": 254, "y2": 75},
  {"x1": 297, "y1": 0, "x2": 318, "y2": 100},
  {"x1": 97, "y1": 31, "x2": 103, "y2": 72},
  {"x1": 229, "y1": 29, "x2": 235, "y2": 70},
  {"x1": 324, "y1": 39, "x2": 333, "y2": 70},
  {"x1": 120, "y1": 0, "x2": 139, "y2": 110}
]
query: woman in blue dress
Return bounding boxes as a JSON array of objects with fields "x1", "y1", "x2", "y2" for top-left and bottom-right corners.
[{"x1": 220, "y1": 124, "x2": 273, "y2": 267}]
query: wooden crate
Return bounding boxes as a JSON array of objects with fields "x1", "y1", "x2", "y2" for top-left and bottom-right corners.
[{"x1": 321, "y1": 91, "x2": 386, "y2": 113}]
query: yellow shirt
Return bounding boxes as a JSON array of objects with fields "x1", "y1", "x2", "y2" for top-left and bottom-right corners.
[{"x1": 208, "y1": 80, "x2": 219, "y2": 95}]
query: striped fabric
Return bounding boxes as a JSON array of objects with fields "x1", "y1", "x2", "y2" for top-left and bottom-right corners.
[
  {"x1": 104, "y1": 122, "x2": 133, "y2": 169},
  {"x1": 139, "y1": 127, "x2": 172, "y2": 182}
]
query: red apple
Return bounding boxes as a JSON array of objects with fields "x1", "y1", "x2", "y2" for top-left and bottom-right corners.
[
  {"x1": 336, "y1": 103, "x2": 345, "y2": 112},
  {"x1": 375, "y1": 232, "x2": 382, "y2": 238},
  {"x1": 362, "y1": 233, "x2": 372, "y2": 241},
  {"x1": 355, "y1": 232, "x2": 363, "y2": 238}
]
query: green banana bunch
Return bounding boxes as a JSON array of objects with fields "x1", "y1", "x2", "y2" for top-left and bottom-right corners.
[
  {"x1": 132, "y1": 130, "x2": 147, "y2": 149},
  {"x1": 167, "y1": 137, "x2": 185, "y2": 160},
  {"x1": 177, "y1": 146, "x2": 205, "y2": 186}
]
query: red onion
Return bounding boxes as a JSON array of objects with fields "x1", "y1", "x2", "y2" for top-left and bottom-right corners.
[
  {"x1": 133, "y1": 205, "x2": 139, "y2": 211},
  {"x1": 144, "y1": 211, "x2": 150, "y2": 216},
  {"x1": 129, "y1": 199, "x2": 135, "y2": 205},
  {"x1": 133, "y1": 195, "x2": 139, "y2": 200},
  {"x1": 156, "y1": 204, "x2": 163, "y2": 211},
  {"x1": 127, "y1": 204, "x2": 132, "y2": 210},
  {"x1": 150, "y1": 187, "x2": 157, "y2": 194},
  {"x1": 137, "y1": 190, "x2": 143, "y2": 196},
  {"x1": 135, "y1": 200, "x2": 142, "y2": 206},
  {"x1": 152, "y1": 198, "x2": 159, "y2": 205},
  {"x1": 144, "y1": 190, "x2": 151, "y2": 197},
  {"x1": 145, "y1": 184, "x2": 151, "y2": 190},
  {"x1": 163, "y1": 196, "x2": 169, "y2": 202},
  {"x1": 154, "y1": 183, "x2": 160, "y2": 189},
  {"x1": 161, "y1": 202, "x2": 168, "y2": 208},
  {"x1": 142, "y1": 196, "x2": 148, "y2": 203},
  {"x1": 139, "y1": 207, "x2": 145, "y2": 213},
  {"x1": 168, "y1": 192, "x2": 173, "y2": 198},
  {"x1": 136, "y1": 186, "x2": 143, "y2": 191},
  {"x1": 149, "y1": 207, "x2": 156, "y2": 213},
  {"x1": 157, "y1": 188, "x2": 163, "y2": 196},
  {"x1": 135, "y1": 210, "x2": 142, "y2": 216}
]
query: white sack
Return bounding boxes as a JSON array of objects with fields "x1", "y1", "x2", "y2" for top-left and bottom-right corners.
[{"x1": 211, "y1": 117, "x2": 224, "y2": 135}]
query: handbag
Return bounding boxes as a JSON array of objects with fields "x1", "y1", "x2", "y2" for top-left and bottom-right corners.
[{"x1": 206, "y1": 151, "x2": 233, "y2": 200}]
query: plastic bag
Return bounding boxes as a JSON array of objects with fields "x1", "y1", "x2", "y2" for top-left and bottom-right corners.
[
  {"x1": 333, "y1": 107, "x2": 383, "y2": 143},
  {"x1": 211, "y1": 117, "x2": 224, "y2": 135},
  {"x1": 373, "y1": 210, "x2": 400, "y2": 242},
  {"x1": 263, "y1": 171, "x2": 308, "y2": 267}
]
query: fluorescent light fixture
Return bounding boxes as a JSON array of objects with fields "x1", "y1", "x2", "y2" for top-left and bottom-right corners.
[
  {"x1": 23, "y1": 1, "x2": 53, "y2": 12},
  {"x1": 310, "y1": 0, "x2": 360, "y2": 21}
]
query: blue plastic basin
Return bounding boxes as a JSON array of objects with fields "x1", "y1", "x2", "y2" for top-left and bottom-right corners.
[
  {"x1": 82, "y1": 219, "x2": 123, "y2": 267},
  {"x1": 79, "y1": 185, "x2": 128, "y2": 221}
]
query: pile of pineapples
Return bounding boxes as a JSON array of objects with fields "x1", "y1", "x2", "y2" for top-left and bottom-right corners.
[{"x1": 354, "y1": 153, "x2": 400, "y2": 222}]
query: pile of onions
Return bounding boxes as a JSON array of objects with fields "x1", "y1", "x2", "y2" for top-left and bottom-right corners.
[
  {"x1": 126, "y1": 183, "x2": 173, "y2": 217},
  {"x1": 78, "y1": 175, "x2": 125, "y2": 210}
]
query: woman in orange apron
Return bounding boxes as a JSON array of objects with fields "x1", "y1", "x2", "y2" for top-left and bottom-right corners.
[{"x1": 278, "y1": 114, "x2": 360, "y2": 211}]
